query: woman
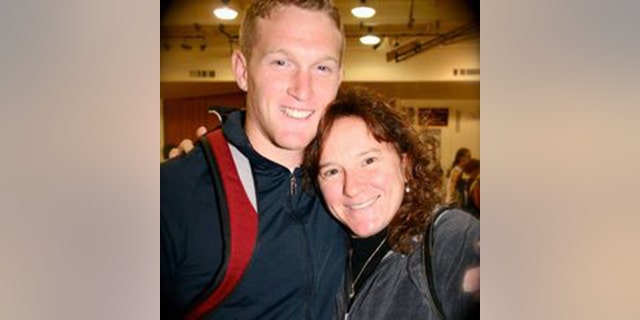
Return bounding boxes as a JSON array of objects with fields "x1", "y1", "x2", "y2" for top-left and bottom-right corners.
[
  {"x1": 457, "y1": 158, "x2": 480, "y2": 218},
  {"x1": 445, "y1": 148, "x2": 472, "y2": 205},
  {"x1": 303, "y1": 87, "x2": 479, "y2": 319}
]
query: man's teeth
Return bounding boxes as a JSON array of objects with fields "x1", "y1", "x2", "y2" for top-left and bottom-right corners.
[
  {"x1": 348, "y1": 196, "x2": 378, "y2": 210},
  {"x1": 282, "y1": 107, "x2": 313, "y2": 119}
]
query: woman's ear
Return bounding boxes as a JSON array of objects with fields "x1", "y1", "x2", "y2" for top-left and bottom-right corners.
[
  {"x1": 231, "y1": 50, "x2": 248, "y2": 91},
  {"x1": 401, "y1": 153, "x2": 412, "y2": 183}
]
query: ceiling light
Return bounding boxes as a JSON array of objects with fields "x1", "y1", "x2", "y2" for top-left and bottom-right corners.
[
  {"x1": 351, "y1": 6, "x2": 376, "y2": 19},
  {"x1": 359, "y1": 34, "x2": 381, "y2": 45},
  {"x1": 213, "y1": 7, "x2": 238, "y2": 20},
  {"x1": 213, "y1": 1, "x2": 238, "y2": 20}
]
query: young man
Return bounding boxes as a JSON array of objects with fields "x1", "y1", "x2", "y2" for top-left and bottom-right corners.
[{"x1": 161, "y1": 1, "x2": 346, "y2": 319}]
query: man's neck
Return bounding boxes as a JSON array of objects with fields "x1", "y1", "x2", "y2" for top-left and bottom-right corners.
[{"x1": 244, "y1": 127, "x2": 302, "y2": 172}]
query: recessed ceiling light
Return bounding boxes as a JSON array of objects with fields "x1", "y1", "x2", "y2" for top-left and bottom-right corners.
[
  {"x1": 213, "y1": 6, "x2": 238, "y2": 20},
  {"x1": 351, "y1": 6, "x2": 376, "y2": 19},
  {"x1": 359, "y1": 34, "x2": 381, "y2": 45}
]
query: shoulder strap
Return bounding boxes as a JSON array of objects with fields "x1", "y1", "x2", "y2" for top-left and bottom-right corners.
[
  {"x1": 186, "y1": 129, "x2": 258, "y2": 319},
  {"x1": 423, "y1": 207, "x2": 449, "y2": 319}
]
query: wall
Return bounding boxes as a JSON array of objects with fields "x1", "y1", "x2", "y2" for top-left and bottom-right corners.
[
  {"x1": 160, "y1": 38, "x2": 479, "y2": 82},
  {"x1": 161, "y1": 92, "x2": 245, "y2": 153},
  {"x1": 401, "y1": 98, "x2": 480, "y2": 172},
  {"x1": 343, "y1": 39, "x2": 479, "y2": 82},
  {"x1": 160, "y1": 38, "x2": 480, "y2": 163}
]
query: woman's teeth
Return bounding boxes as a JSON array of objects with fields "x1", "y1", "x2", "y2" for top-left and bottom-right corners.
[{"x1": 347, "y1": 196, "x2": 379, "y2": 210}]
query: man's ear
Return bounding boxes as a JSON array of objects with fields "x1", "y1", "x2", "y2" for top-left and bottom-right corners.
[{"x1": 231, "y1": 50, "x2": 248, "y2": 92}]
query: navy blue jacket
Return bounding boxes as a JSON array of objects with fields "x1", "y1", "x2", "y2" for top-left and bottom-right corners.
[{"x1": 161, "y1": 111, "x2": 347, "y2": 319}]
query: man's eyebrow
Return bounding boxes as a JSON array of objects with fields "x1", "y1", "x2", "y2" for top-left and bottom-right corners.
[
  {"x1": 263, "y1": 49, "x2": 339, "y2": 65},
  {"x1": 318, "y1": 55, "x2": 340, "y2": 64},
  {"x1": 264, "y1": 48, "x2": 288, "y2": 56}
]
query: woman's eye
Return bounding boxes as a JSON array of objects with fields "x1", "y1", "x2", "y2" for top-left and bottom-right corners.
[
  {"x1": 364, "y1": 157, "x2": 377, "y2": 165},
  {"x1": 321, "y1": 168, "x2": 339, "y2": 178}
]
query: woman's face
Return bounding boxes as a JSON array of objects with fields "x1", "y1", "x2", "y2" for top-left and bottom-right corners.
[
  {"x1": 317, "y1": 116, "x2": 408, "y2": 238},
  {"x1": 460, "y1": 151, "x2": 472, "y2": 166}
]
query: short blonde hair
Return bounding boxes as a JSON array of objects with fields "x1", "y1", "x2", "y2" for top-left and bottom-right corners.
[{"x1": 239, "y1": 0, "x2": 344, "y2": 61}]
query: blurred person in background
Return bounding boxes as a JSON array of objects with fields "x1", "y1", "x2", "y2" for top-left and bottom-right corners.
[
  {"x1": 445, "y1": 147, "x2": 471, "y2": 205},
  {"x1": 457, "y1": 158, "x2": 480, "y2": 218}
]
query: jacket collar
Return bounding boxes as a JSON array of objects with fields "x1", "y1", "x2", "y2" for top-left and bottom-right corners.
[{"x1": 222, "y1": 110, "x2": 293, "y2": 174}]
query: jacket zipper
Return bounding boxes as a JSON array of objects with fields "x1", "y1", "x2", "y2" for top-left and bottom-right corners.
[
  {"x1": 288, "y1": 172, "x2": 314, "y2": 320},
  {"x1": 289, "y1": 173, "x2": 297, "y2": 196}
]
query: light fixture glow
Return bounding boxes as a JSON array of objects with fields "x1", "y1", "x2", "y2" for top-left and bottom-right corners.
[
  {"x1": 213, "y1": 6, "x2": 238, "y2": 20},
  {"x1": 359, "y1": 34, "x2": 381, "y2": 45},
  {"x1": 351, "y1": 6, "x2": 376, "y2": 19}
]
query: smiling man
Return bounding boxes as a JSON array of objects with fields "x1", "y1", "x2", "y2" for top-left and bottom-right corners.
[
  {"x1": 232, "y1": 3, "x2": 343, "y2": 169},
  {"x1": 160, "y1": 1, "x2": 347, "y2": 319}
]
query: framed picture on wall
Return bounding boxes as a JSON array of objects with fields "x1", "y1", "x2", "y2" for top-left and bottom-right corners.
[
  {"x1": 417, "y1": 107, "x2": 449, "y2": 127},
  {"x1": 400, "y1": 106, "x2": 416, "y2": 126}
]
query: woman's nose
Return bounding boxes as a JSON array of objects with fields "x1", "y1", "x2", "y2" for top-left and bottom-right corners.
[{"x1": 343, "y1": 170, "x2": 365, "y2": 197}]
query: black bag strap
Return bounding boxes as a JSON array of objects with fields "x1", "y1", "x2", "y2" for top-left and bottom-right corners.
[
  {"x1": 186, "y1": 129, "x2": 258, "y2": 319},
  {"x1": 423, "y1": 207, "x2": 450, "y2": 319}
]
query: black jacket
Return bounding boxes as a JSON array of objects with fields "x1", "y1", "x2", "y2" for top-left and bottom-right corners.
[
  {"x1": 336, "y1": 209, "x2": 479, "y2": 319},
  {"x1": 161, "y1": 111, "x2": 347, "y2": 319}
]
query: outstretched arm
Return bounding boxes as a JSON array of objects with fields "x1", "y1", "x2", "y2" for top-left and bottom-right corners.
[
  {"x1": 168, "y1": 126, "x2": 208, "y2": 159},
  {"x1": 433, "y1": 210, "x2": 480, "y2": 319}
]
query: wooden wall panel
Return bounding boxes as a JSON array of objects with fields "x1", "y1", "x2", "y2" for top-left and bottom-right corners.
[{"x1": 162, "y1": 92, "x2": 246, "y2": 148}]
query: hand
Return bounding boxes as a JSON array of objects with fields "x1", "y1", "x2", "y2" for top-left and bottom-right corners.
[
  {"x1": 463, "y1": 265, "x2": 479, "y2": 294},
  {"x1": 168, "y1": 126, "x2": 208, "y2": 159},
  {"x1": 463, "y1": 241, "x2": 480, "y2": 299}
]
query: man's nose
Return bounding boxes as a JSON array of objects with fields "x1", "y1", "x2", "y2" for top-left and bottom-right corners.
[{"x1": 287, "y1": 70, "x2": 311, "y2": 101}]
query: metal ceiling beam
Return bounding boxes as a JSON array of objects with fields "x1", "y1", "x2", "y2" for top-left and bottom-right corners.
[{"x1": 386, "y1": 21, "x2": 479, "y2": 62}]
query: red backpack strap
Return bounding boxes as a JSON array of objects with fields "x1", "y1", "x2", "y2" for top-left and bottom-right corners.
[{"x1": 187, "y1": 129, "x2": 258, "y2": 319}]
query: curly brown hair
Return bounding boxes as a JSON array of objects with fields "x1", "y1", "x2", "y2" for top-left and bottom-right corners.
[{"x1": 303, "y1": 86, "x2": 443, "y2": 254}]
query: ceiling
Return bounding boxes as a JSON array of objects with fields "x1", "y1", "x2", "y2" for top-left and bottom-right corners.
[
  {"x1": 160, "y1": 0, "x2": 479, "y2": 99},
  {"x1": 162, "y1": 0, "x2": 478, "y2": 53},
  {"x1": 160, "y1": 80, "x2": 480, "y2": 100}
]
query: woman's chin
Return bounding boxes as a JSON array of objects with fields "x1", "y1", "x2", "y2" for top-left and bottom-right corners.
[{"x1": 350, "y1": 225, "x2": 383, "y2": 239}]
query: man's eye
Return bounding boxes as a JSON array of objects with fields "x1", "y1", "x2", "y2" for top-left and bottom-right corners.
[
  {"x1": 317, "y1": 65, "x2": 331, "y2": 72},
  {"x1": 364, "y1": 157, "x2": 377, "y2": 165},
  {"x1": 272, "y1": 59, "x2": 287, "y2": 66}
]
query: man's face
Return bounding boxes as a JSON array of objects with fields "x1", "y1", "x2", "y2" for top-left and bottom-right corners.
[{"x1": 232, "y1": 6, "x2": 343, "y2": 161}]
